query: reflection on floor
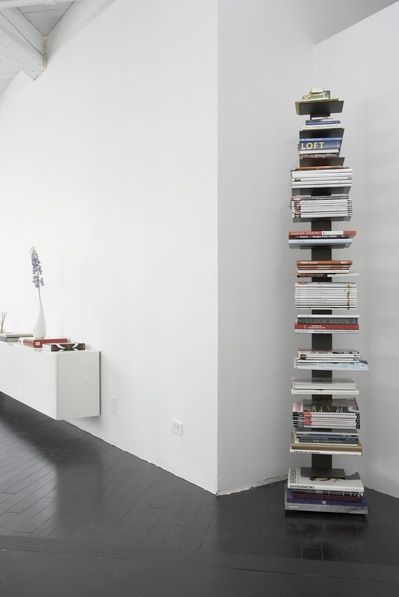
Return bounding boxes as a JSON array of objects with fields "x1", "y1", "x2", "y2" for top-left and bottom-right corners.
[{"x1": 0, "y1": 394, "x2": 398, "y2": 596}]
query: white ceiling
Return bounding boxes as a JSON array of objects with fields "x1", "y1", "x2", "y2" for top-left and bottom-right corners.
[
  {"x1": 0, "y1": 0, "x2": 397, "y2": 100},
  {"x1": 303, "y1": 0, "x2": 398, "y2": 43},
  {"x1": 0, "y1": 0, "x2": 78, "y2": 96},
  {"x1": 19, "y1": 1, "x2": 74, "y2": 35}
]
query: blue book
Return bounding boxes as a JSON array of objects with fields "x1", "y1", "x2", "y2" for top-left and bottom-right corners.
[
  {"x1": 286, "y1": 488, "x2": 366, "y2": 508},
  {"x1": 300, "y1": 137, "x2": 342, "y2": 142},
  {"x1": 305, "y1": 119, "x2": 341, "y2": 126},
  {"x1": 299, "y1": 139, "x2": 342, "y2": 151}
]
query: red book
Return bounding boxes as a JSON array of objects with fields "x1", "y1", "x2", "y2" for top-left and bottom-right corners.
[
  {"x1": 295, "y1": 324, "x2": 359, "y2": 330},
  {"x1": 22, "y1": 337, "x2": 69, "y2": 348},
  {"x1": 289, "y1": 230, "x2": 356, "y2": 239},
  {"x1": 297, "y1": 260, "x2": 352, "y2": 266}
]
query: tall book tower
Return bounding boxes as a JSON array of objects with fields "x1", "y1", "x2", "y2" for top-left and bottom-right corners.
[{"x1": 286, "y1": 89, "x2": 369, "y2": 514}]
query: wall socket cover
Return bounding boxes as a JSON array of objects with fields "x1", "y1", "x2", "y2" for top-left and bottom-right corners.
[{"x1": 171, "y1": 419, "x2": 183, "y2": 436}]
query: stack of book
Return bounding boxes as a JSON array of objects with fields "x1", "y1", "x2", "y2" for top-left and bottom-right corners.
[
  {"x1": 295, "y1": 314, "x2": 359, "y2": 333},
  {"x1": 291, "y1": 396, "x2": 361, "y2": 455},
  {"x1": 292, "y1": 397, "x2": 360, "y2": 430},
  {"x1": 0, "y1": 332, "x2": 32, "y2": 343},
  {"x1": 287, "y1": 89, "x2": 368, "y2": 515},
  {"x1": 295, "y1": 282, "x2": 357, "y2": 309},
  {"x1": 291, "y1": 430, "x2": 361, "y2": 455},
  {"x1": 291, "y1": 377, "x2": 359, "y2": 396},
  {"x1": 285, "y1": 468, "x2": 367, "y2": 514},
  {"x1": 300, "y1": 89, "x2": 331, "y2": 102},
  {"x1": 289, "y1": 230, "x2": 355, "y2": 248},
  {"x1": 296, "y1": 259, "x2": 354, "y2": 278},
  {"x1": 291, "y1": 167, "x2": 352, "y2": 189},
  {"x1": 299, "y1": 111, "x2": 344, "y2": 161},
  {"x1": 302, "y1": 116, "x2": 342, "y2": 130},
  {"x1": 291, "y1": 193, "x2": 352, "y2": 221},
  {"x1": 295, "y1": 349, "x2": 368, "y2": 371},
  {"x1": 299, "y1": 137, "x2": 342, "y2": 158},
  {"x1": 20, "y1": 337, "x2": 86, "y2": 351}
]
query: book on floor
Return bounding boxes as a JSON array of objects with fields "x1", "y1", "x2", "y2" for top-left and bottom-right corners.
[{"x1": 287, "y1": 467, "x2": 364, "y2": 494}]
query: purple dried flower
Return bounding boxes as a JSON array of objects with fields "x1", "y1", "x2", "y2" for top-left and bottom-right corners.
[{"x1": 31, "y1": 247, "x2": 44, "y2": 289}]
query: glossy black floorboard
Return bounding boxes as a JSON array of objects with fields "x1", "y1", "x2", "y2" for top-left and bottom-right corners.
[{"x1": 0, "y1": 394, "x2": 398, "y2": 595}]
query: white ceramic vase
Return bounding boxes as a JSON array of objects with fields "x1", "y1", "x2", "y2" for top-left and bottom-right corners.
[{"x1": 34, "y1": 293, "x2": 46, "y2": 339}]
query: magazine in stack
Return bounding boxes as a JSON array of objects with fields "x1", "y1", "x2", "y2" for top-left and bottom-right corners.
[
  {"x1": 291, "y1": 167, "x2": 352, "y2": 189},
  {"x1": 285, "y1": 468, "x2": 367, "y2": 514},
  {"x1": 296, "y1": 259, "x2": 357, "y2": 278},
  {"x1": 291, "y1": 377, "x2": 359, "y2": 396},
  {"x1": 295, "y1": 282, "x2": 357, "y2": 309},
  {"x1": 288, "y1": 230, "x2": 355, "y2": 249},
  {"x1": 291, "y1": 194, "x2": 352, "y2": 221},
  {"x1": 295, "y1": 349, "x2": 368, "y2": 371},
  {"x1": 302, "y1": 116, "x2": 343, "y2": 130},
  {"x1": 299, "y1": 136, "x2": 343, "y2": 157},
  {"x1": 292, "y1": 397, "x2": 360, "y2": 430},
  {"x1": 295, "y1": 314, "x2": 359, "y2": 333}
]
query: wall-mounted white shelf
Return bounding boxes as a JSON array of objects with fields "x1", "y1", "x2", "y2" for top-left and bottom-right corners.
[{"x1": 0, "y1": 342, "x2": 100, "y2": 420}]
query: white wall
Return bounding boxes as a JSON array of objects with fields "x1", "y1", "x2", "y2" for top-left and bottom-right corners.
[
  {"x1": 315, "y1": 1, "x2": 399, "y2": 497},
  {"x1": 217, "y1": 0, "x2": 316, "y2": 493},
  {"x1": 0, "y1": 0, "x2": 218, "y2": 492},
  {"x1": 216, "y1": 0, "x2": 391, "y2": 493}
]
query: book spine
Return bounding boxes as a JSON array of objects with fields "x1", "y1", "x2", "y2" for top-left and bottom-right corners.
[
  {"x1": 288, "y1": 482, "x2": 363, "y2": 493},
  {"x1": 289, "y1": 230, "x2": 355, "y2": 238},
  {"x1": 305, "y1": 121, "x2": 341, "y2": 126},
  {"x1": 22, "y1": 337, "x2": 69, "y2": 348},
  {"x1": 295, "y1": 324, "x2": 358, "y2": 330},
  {"x1": 45, "y1": 343, "x2": 86, "y2": 352},
  {"x1": 300, "y1": 136, "x2": 342, "y2": 141},
  {"x1": 297, "y1": 260, "x2": 352, "y2": 265}
]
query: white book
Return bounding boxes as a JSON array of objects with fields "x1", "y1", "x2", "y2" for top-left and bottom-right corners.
[
  {"x1": 292, "y1": 182, "x2": 352, "y2": 188},
  {"x1": 289, "y1": 238, "x2": 352, "y2": 247},
  {"x1": 291, "y1": 377, "x2": 357, "y2": 389},
  {"x1": 301, "y1": 124, "x2": 343, "y2": 131},
  {"x1": 296, "y1": 314, "x2": 359, "y2": 320},
  {"x1": 295, "y1": 360, "x2": 369, "y2": 371},
  {"x1": 295, "y1": 282, "x2": 357, "y2": 288},
  {"x1": 288, "y1": 467, "x2": 364, "y2": 493},
  {"x1": 291, "y1": 168, "x2": 352, "y2": 176},
  {"x1": 289, "y1": 449, "x2": 361, "y2": 455},
  {"x1": 291, "y1": 388, "x2": 359, "y2": 395},
  {"x1": 297, "y1": 273, "x2": 358, "y2": 277}
]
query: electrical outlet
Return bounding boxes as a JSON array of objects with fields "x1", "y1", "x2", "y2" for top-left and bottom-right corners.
[
  {"x1": 171, "y1": 419, "x2": 183, "y2": 436},
  {"x1": 111, "y1": 398, "x2": 118, "y2": 415}
]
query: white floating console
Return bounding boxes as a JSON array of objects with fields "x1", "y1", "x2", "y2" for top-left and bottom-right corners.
[{"x1": 0, "y1": 342, "x2": 100, "y2": 420}]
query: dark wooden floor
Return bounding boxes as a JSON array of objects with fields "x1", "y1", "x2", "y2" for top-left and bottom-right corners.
[{"x1": 0, "y1": 394, "x2": 398, "y2": 596}]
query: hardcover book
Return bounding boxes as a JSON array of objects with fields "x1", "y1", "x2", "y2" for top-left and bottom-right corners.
[
  {"x1": 0, "y1": 332, "x2": 33, "y2": 342},
  {"x1": 42, "y1": 342, "x2": 86, "y2": 352},
  {"x1": 22, "y1": 337, "x2": 69, "y2": 348},
  {"x1": 287, "y1": 468, "x2": 364, "y2": 494},
  {"x1": 285, "y1": 488, "x2": 368, "y2": 514}
]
